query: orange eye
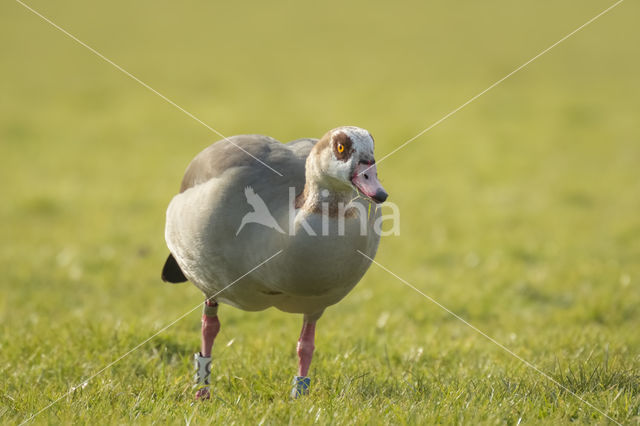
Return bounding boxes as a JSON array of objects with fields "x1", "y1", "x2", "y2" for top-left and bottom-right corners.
[{"x1": 337, "y1": 143, "x2": 344, "y2": 153}]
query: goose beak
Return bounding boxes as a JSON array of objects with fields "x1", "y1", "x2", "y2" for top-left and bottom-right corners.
[{"x1": 351, "y1": 162, "x2": 388, "y2": 204}]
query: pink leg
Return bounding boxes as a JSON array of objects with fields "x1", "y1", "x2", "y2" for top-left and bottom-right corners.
[
  {"x1": 291, "y1": 320, "x2": 316, "y2": 398},
  {"x1": 201, "y1": 313, "x2": 220, "y2": 357},
  {"x1": 195, "y1": 300, "x2": 220, "y2": 400},
  {"x1": 297, "y1": 321, "x2": 316, "y2": 377}
]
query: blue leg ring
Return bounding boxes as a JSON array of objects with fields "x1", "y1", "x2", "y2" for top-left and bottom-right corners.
[{"x1": 291, "y1": 376, "x2": 311, "y2": 398}]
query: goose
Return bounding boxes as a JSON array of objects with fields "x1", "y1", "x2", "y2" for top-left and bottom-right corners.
[{"x1": 162, "y1": 126, "x2": 388, "y2": 399}]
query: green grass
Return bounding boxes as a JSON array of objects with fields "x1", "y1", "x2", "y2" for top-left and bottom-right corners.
[{"x1": 1, "y1": 0, "x2": 640, "y2": 424}]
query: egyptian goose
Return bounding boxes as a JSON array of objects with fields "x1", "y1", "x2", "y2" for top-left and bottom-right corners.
[{"x1": 162, "y1": 126, "x2": 388, "y2": 398}]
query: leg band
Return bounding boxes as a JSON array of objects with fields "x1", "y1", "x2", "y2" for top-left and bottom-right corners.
[
  {"x1": 203, "y1": 300, "x2": 219, "y2": 317},
  {"x1": 291, "y1": 376, "x2": 311, "y2": 399},
  {"x1": 194, "y1": 352, "x2": 212, "y2": 386}
]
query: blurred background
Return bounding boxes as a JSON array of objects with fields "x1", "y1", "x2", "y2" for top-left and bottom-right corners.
[{"x1": 1, "y1": 0, "x2": 638, "y2": 423}]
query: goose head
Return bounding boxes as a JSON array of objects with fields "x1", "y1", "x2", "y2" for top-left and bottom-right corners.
[{"x1": 307, "y1": 126, "x2": 388, "y2": 204}]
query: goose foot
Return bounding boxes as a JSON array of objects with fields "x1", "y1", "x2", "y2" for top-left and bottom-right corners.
[{"x1": 195, "y1": 386, "x2": 211, "y2": 400}]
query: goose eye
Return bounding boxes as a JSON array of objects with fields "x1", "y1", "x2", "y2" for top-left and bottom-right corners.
[{"x1": 337, "y1": 143, "x2": 344, "y2": 153}]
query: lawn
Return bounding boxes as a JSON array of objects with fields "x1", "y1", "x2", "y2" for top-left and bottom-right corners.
[{"x1": 1, "y1": 0, "x2": 639, "y2": 424}]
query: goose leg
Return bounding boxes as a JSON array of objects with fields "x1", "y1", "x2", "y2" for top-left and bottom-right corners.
[
  {"x1": 194, "y1": 299, "x2": 220, "y2": 400},
  {"x1": 291, "y1": 319, "x2": 316, "y2": 398}
]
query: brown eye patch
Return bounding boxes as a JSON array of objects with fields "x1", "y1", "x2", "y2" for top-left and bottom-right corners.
[{"x1": 332, "y1": 132, "x2": 354, "y2": 161}]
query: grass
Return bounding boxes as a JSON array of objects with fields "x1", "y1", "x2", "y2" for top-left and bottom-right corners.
[{"x1": 1, "y1": 0, "x2": 639, "y2": 424}]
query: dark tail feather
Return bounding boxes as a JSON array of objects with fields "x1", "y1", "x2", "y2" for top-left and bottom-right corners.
[{"x1": 161, "y1": 253, "x2": 188, "y2": 283}]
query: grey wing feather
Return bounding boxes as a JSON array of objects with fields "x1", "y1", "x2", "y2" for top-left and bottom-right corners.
[{"x1": 179, "y1": 135, "x2": 315, "y2": 193}]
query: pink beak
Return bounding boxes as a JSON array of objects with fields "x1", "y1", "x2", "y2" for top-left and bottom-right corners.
[{"x1": 351, "y1": 162, "x2": 388, "y2": 203}]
